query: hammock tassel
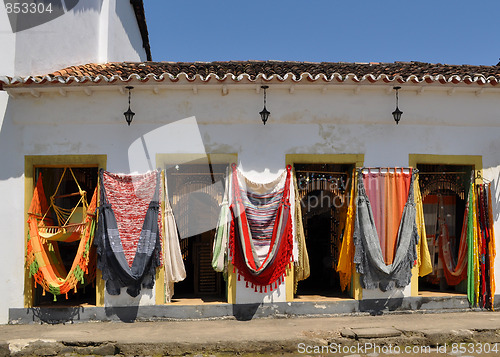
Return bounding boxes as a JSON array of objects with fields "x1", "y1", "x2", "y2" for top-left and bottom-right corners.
[
  {"x1": 264, "y1": 286, "x2": 268, "y2": 293},
  {"x1": 74, "y1": 286, "x2": 78, "y2": 294},
  {"x1": 65, "y1": 292, "x2": 68, "y2": 300},
  {"x1": 245, "y1": 281, "x2": 249, "y2": 288},
  {"x1": 41, "y1": 289, "x2": 45, "y2": 296},
  {"x1": 53, "y1": 294, "x2": 57, "y2": 302}
]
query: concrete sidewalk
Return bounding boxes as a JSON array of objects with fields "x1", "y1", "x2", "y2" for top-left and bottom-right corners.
[{"x1": 1, "y1": 311, "x2": 500, "y2": 356}]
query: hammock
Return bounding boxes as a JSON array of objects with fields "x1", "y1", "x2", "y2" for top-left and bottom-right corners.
[
  {"x1": 438, "y1": 194, "x2": 469, "y2": 286},
  {"x1": 95, "y1": 169, "x2": 162, "y2": 297},
  {"x1": 229, "y1": 164, "x2": 294, "y2": 292},
  {"x1": 353, "y1": 169, "x2": 419, "y2": 291},
  {"x1": 37, "y1": 167, "x2": 89, "y2": 243},
  {"x1": 470, "y1": 182, "x2": 496, "y2": 309},
  {"x1": 26, "y1": 172, "x2": 98, "y2": 300}
]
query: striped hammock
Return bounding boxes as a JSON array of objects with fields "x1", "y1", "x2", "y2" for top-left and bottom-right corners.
[
  {"x1": 26, "y1": 173, "x2": 98, "y2": 300},
  {"x1": 229, "y1": 164, "x2": 294, "y2": 292}
]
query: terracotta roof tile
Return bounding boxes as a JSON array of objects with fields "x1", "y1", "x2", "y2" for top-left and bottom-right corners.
[{"x1": 3, "y1": 61, "x2": 500, "y2": 87}]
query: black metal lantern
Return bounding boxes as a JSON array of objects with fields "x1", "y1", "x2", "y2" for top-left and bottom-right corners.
[
  {"x1": 124, "y1": 86, "x2": 135, "y2": 126},
  {"x1": 259, "y1": 85, "x2": 270, "y2": 125},
  {"x1": 392, "y1": 86, "x2": 403, "y2": 125}
]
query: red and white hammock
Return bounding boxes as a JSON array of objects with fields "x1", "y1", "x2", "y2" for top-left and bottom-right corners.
[{"x1": 228, "y1": 164, "x2": 294, "y2": 293}]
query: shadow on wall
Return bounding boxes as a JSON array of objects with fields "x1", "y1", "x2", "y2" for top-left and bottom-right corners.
[
  {"x1": 69, "y1": 0, "x2": 103, "y2": 14},
  {"x1": 115, "y1": 0, "x2": 146, "y2": 60},
  {"x1": 0, "y1": 98, "x2": 23, "y2": 180},
  {"x1": 232, "y1": 303, "x2": 260, "y2": 321},
  {"x1": 358, "y1": 297, "x2": 405, "y2": 316},
  {"x1": 358, "y1": 289, "x2": 405, "y2": 316},
  {"x1": 29, "y1": 306, "x2": 82, "y2": 324},
  {"x1": 491, "y1": 177, "x2": 500, "y2": 221}
]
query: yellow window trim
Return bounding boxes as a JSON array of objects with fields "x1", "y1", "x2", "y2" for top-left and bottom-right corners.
[
  {"x1": 24, "y1": 155, "x2": 107, "y2": 308},
  {"x1": 285, "y1": 153, "x2": 364, "y2": 301},
  {"x1": 408, "y1": 154, "x2": 482, "y2": 297},
  {"x1": 155, "y1": 153, "x2": 238, "y2": 304}
]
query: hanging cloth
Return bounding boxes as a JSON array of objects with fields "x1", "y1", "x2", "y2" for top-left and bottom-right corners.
[
  {"x1": 212, "y1": 168, "x2": 232, "y2": 274},
  {"x1": 95, "y1": 169, "x2": 162, "y2": 297},
  {"x1": 474, "y1": 183, "x2": 496, "y2": 309},
  {"x1": 229, "y1": 164, "x2": 294, "y2": 292},
  {"x1": 363, "y1": 169, "x2": 412, "y2": 264},
  {"x1": 414, "y1": 175, "x2": 433, "y2": 277},
  {"x1": 26, "y1": 173, "x2": 98, "y2": 300},
  {"x1": 353, "y1": 169, "x2": 419, "y2": 291},
  {"x1": 467, "y1": 178, "x2": 480, "y2": 306},
  {"x1": 336, "y1": 170, "x2": 357, "y2": 291},
  {"x1": 486, "y1": 183, "x2": 496, "y2": 309},
  {"x1": 162, "y1": 171, "x2": 186, "y2": 302},
  {"x1": 292, "y1": 168, "x2": 310, "y2": 293},
  {"x1": 438, "y1": 193, "x2": 469, "y2": 286}
]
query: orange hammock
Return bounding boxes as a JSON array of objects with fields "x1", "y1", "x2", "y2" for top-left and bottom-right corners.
[
  {"x1": 37, "y1": 168, "x2": 89, "y2": 242},
  {"x1": 26, "y1": 172, "x2": 98, "y2": 299},
  {"x1": 438, "y1": 195, "x2": 469, "y2": 286}
]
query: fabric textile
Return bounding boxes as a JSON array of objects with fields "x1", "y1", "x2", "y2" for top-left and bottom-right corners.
[
  {"x1": 26, "y1": 173, "x2": 98, "y2": 299},
  {"x1": 162, "y1": 171, "x2": 186, "y2": 302},
  {"x1": 362, "y1": 169, "x2": 412, "y2": 265},
  {"x1": 95, "y1": 170, "x2": 162, "y2": 297},
  {"x1": 336, "y1": 171, "x2": 357, "y2": 291},
  {"x1": 229, "y1": 164, "x2": 294, "y2": 292},
  {"x1": 438, "y1": 194, "x2": 468, "y2": 286},
  {"x1": 353, "y1": 169, "x2": 419, "y2": 291},
  {"x1": 292, "y1": 168, "x2": 310, "y2": 292},
  {"x1": 212, "y1": 168, "x2": 232, "y2": 274},
  {"x1": 414, "y1": 176, "x2": 433, "y2": 277}
]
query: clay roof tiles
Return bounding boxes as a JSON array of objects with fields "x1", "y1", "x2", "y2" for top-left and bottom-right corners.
[{"x1": 3, "y1": 61, "x2": 500, "y2": 86}]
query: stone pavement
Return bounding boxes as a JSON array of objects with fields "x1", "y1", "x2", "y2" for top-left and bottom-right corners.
[{"x1": 1, "y1": 310, "x2": 500, "y2": 356}]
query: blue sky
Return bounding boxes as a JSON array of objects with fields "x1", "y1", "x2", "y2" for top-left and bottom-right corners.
[{"x1": 143, "y1": 1, "x2": 500, "y2": 66}]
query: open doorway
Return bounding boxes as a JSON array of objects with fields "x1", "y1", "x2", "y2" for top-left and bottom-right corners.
[
  {"x1": 32, "y1": 166, "x2": 98, "y2": 306},
  {"x1": 417, "y1": 164, "x2": 473, "y2": 294},
  {"x1": 165, "y1": 162, "x2": 228, "y2": 302},
  {"x1": 294, "y1": 163, "x2": 354, "y2": 299}
]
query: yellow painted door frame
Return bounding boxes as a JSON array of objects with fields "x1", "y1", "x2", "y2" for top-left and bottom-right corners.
[
  {"x1": 156, "y1": 153, "x2": 238, "y2": 304},
  {"x1": 285, "y1": 154, "x2": 364, "y2": 301},
  {"x1": 24, "y1": 155, "x2": 107, "y2": 308},
  {"x1": 408, "y1": 154, "x2": 483, "y2": 297}
]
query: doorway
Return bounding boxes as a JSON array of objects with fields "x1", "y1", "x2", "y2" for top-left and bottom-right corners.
[
  {"x1": 294, "y1": 163, "x2": 354, "y2": 299},
  {"x1": 32, "y1": 166, "x2": 98, "y2": 306},
  {"x1": 166, "y1": 162, "x2": 227, "y2": 301},
  {"x1": 417, "y1": 164, "x2": 472, "y2": 294}
]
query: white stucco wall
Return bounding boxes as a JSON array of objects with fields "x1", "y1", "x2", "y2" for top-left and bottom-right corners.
[
  {"x1": 0, "y1": 0, "x2": 146, "y2": 77},
  {"x1": 1, "y1": 82, "x2": 500, "y2": 321}
]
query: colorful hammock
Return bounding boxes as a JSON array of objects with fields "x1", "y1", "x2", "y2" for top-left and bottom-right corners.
[
  {"x1": 468, "y1": 182, "x2": 496, "y2": 309},
  {"x1": 95, "y1": 170, "x2": 162, "y2": 297},
  {"x1": 438, "y1": 194, "x2": 469, "y2": 286},
  {"x1": 26, "y1": 172, "x2": 98, "y2": 300},
  {"x1": 229, "y1": 164, "x2": 294, "y2": 292},
  {"x1": 37, "y1": 167, "x2": 90, "y2": 243},
  {"x1": 353, "y1": 169, "x2": 419, "y2": 291}
]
